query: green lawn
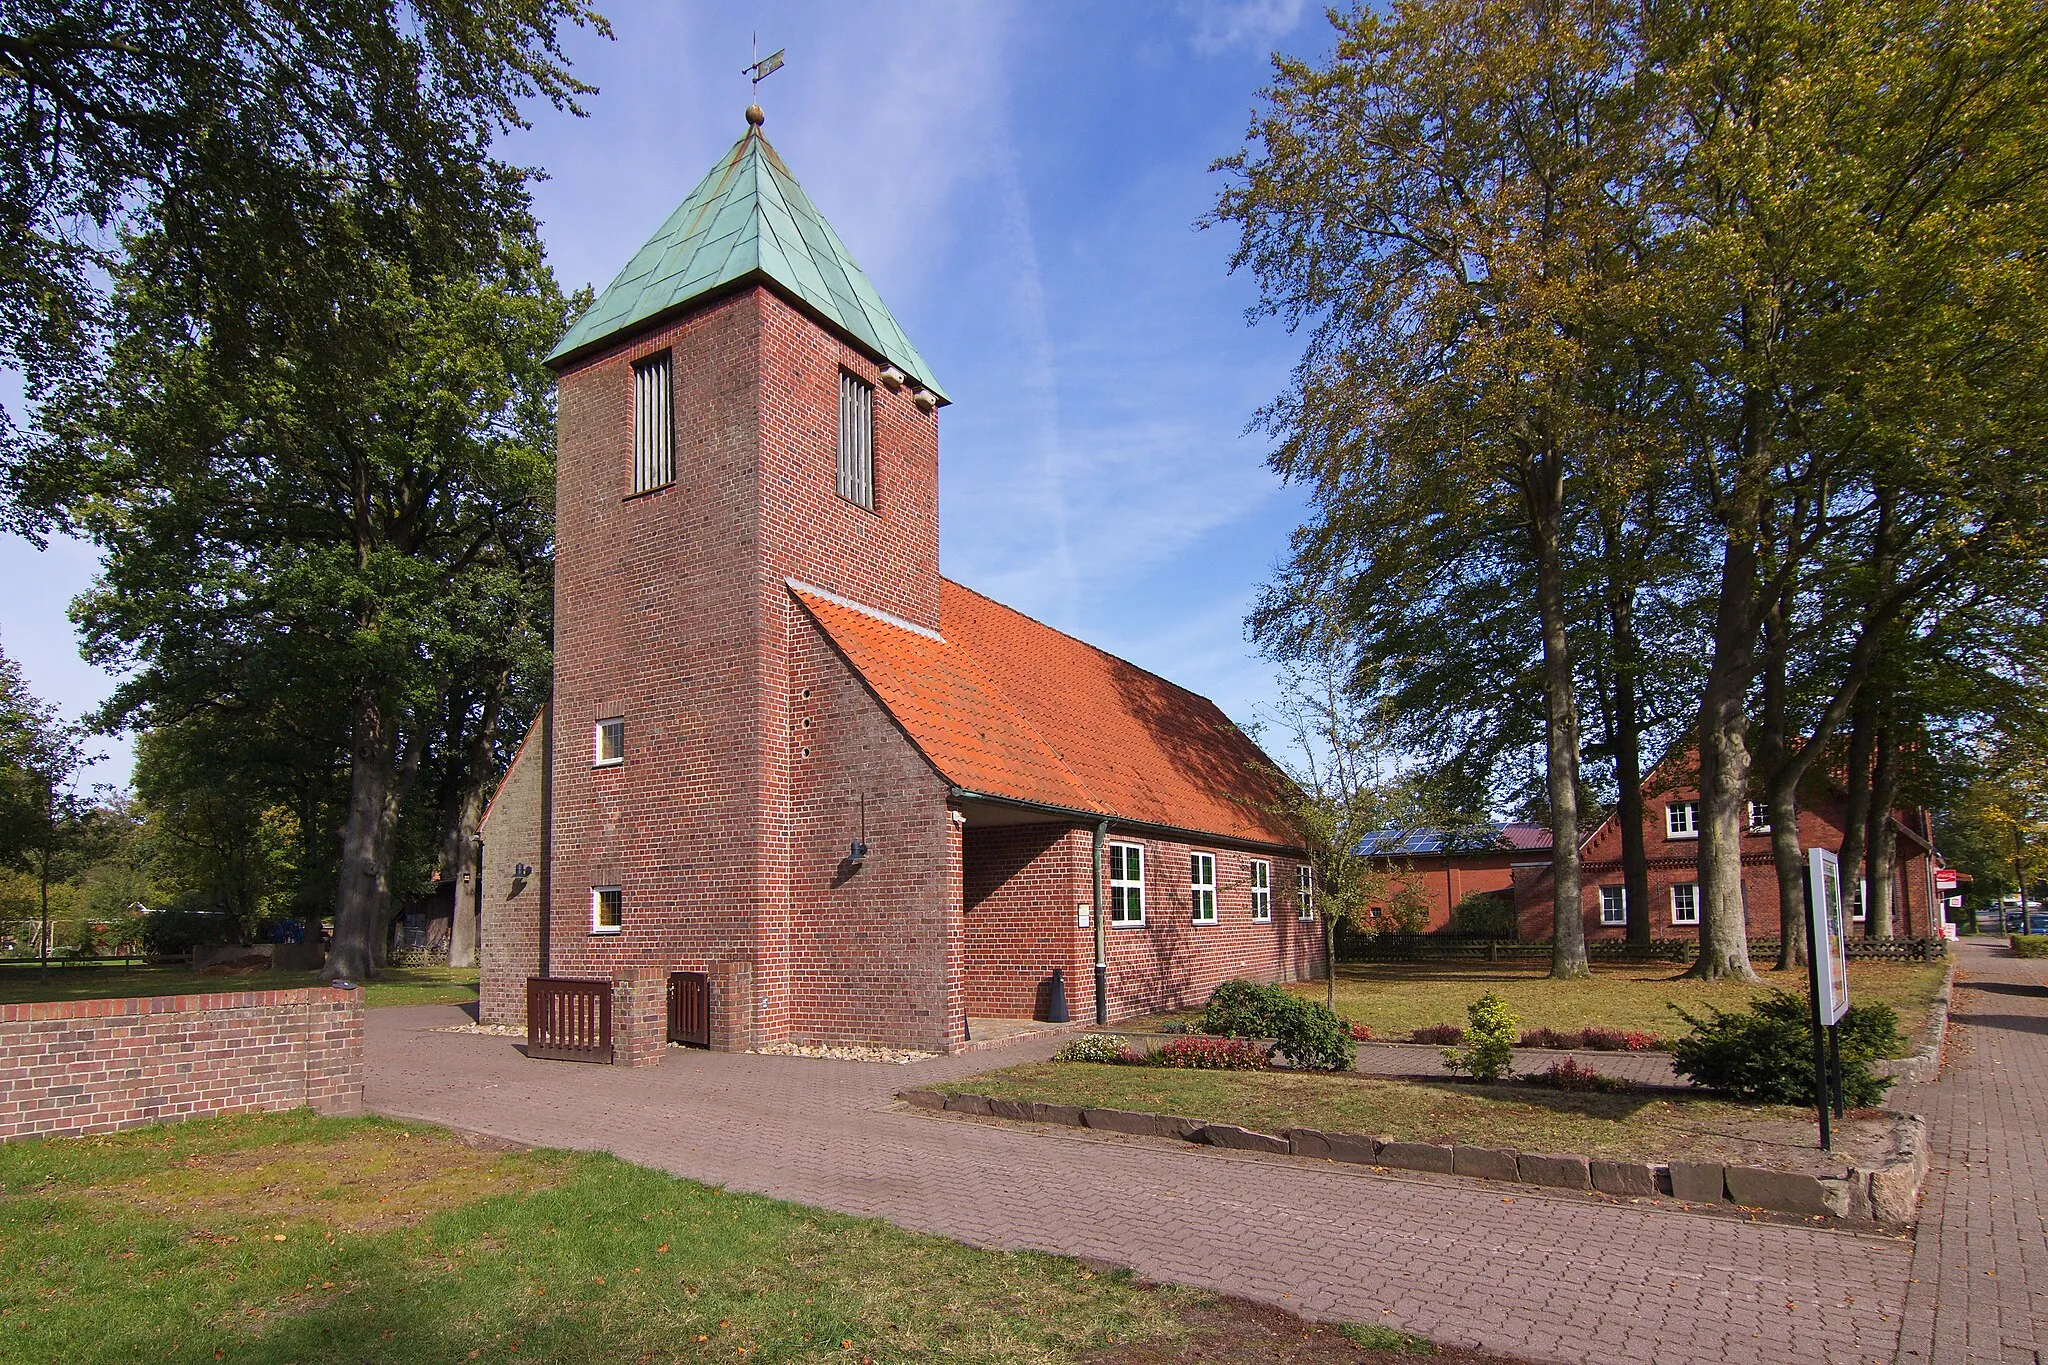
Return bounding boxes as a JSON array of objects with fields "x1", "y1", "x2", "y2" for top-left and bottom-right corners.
[
  {"x1": 0, "y1": 964, "x2": 479, "y2": 1010},
  {"x1": 1241, "y1": 958, "x2": 1948, "y2": 1044},
  {"x1": 0, "y1": 1112, "x2": 1446, "y2": 1364},
  {"x1": 937, "y1": 1063, "x2": 1887, "y2": 1172}
]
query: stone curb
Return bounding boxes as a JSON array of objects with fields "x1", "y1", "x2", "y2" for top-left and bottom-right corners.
[
  {"x1": 901, "y1": 1088, "x2": 1931, "y2": 1225},
  {"x1": 1877, "y1": 962, "x2": 1955, "y2": 1086}
]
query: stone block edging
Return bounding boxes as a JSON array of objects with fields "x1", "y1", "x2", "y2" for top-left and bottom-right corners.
[
  {"x1": 1876, "y1": 962, "x2": 1954, "y2": 1086},
  {"x1": 902, "y1": 1089, "x2": 1930, "y2": 1226}
]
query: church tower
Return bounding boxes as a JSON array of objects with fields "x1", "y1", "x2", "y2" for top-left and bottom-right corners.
[{"x1": 540, "y1": 107, "x2": 950, "y2": 1049}]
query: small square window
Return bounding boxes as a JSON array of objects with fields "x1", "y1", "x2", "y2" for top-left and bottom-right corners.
[
  {"x1": 1249, "y1": 860, "x2": 1271, "y2": 922},
  {"x1": 1599, "y1": 886, "x2": 1627, "y2": 926},
  {"x1": 1190, "y1": 852, "x2": 1216, "y2": 924},
  {"x1": 1109, "y1": 843, "x2": 1144, "y2": 926},
  {"x1": 1666, "y1": 801, "x2": 1700, "y2": 838},
  {"x1": 591, "y1": 886, "x2": 622, "y2": 934},
  {"x1": 1298, "y1": 865, "x2": 1315, "y2": 920},
  {"x1": 1671, "y1": 883, "x2": 1700, "y2": 925},
  {"x1": 593, "y1": 718, "x2": 624, "y2": 767}
]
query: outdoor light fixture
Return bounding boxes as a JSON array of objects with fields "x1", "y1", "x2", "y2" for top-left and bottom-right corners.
[
  {"x1": 879, "y1": 366, "x2": 907, "y2": 389},
  {"x1": 514, "y1": 862, "x2": 534, "y2": 880}
]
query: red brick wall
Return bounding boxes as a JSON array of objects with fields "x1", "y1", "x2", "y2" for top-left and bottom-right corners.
[
  {"x1": 785, "y1": 608, "x2": 959, "y2": 1051},
  {"x1": 963, "y1": 824, "x2": 1091, "y2": 1020},
  {"x1": 1099, "y1": 833, "x2": 1320, "y2": 1020},
  {"x1": 479, "y1": 715, "x2": 546, "y2": 1028},
  {"x1": 0, "y1": 988, "x2": 363, "y2": 1142},
  {"x1": 1365, "y1": 852, "x2": 1525, "y2": 933},
  {"x1": 542, "y1": 284, "x2": 946, "y2": 1049}
]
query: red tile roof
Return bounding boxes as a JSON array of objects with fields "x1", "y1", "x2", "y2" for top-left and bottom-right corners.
[{"x1": 793, "y1": 579, "x2": 1301, "y2": 849}]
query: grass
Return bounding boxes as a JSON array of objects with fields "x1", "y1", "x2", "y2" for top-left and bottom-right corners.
[
  {"x1": 0, "y1": 963, "x2": 479, "y2": 1010},
  {"x1": 1227, "y1": 958, "x2": 1950, "y2": 1044},
  {"x1": 2010, "y1": 935, "x2": 2048, "y2": 959},
  {"x1": 0, "y1": 1112, "x2": 1211, "y2": 1364},
  {"x1": 937, "y1": 1062, "x2": 1886, "y2": 1170}
]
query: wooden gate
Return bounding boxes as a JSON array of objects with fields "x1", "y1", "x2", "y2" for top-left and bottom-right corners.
[
  {"x1": 667, "y1": 971, "x2": 710, "y2": 1047},
  {"x1": 526, "y1": 977, "x2": 613, "y2": 1063}
]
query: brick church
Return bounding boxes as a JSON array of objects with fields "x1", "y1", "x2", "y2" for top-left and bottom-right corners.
[{"x1": 477, "y1": 108, "x2": 1319, "y2": 1056}]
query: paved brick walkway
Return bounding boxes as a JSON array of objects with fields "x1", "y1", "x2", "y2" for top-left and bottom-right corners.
[
  {"x1": 371, "y1": 1011, "x2": 1910, "y2": 1363},
  {"x1": 1894, "y1": 937, "x2": 2048, "y2": 1363}
]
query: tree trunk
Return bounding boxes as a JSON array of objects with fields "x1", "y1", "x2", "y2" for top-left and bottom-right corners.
[
  {"x1": 439, "y1": 689, "x2": 504, "y2": 972},
  {"x1": 1527, "y1": 450, "x2": 1587, "y2": 980},
  {"x1": 1609, "y1": 587, "x2": 1652, "y2": 947},
  {"x1": 1838, "y1": 688, "x2": 1876, "y2": 936},
  {"x1": 1866, "y1": 725, "x2": 1900, "y2": 937},
  {"x1": 1689, "y1": 527, "x2": 1761, "y2": 982},
  {"x1": 1757, "y1": 574, "x2": 1805, "y2": 970},
  {"x1": 325, "y1": 690, "x2": 405, "y2": 981}
]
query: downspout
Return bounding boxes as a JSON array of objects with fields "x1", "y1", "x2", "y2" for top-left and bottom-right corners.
[
  {"x1": 1922, "y1": 809, "x2": 1939, "y2": 936},
  {"x1": 1093, "y1": 819, "x2": 1109, "y2": 1025}
]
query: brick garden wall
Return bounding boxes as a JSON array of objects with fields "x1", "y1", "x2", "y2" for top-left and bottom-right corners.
[
  {"x1": 479, "y1": 714, "x2": 547, "y2": 1028},
  {"x1": 0, "y1": 987, "x2": 363, "y2": 1141}
]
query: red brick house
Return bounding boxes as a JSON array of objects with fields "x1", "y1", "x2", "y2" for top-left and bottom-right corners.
[
  {"x1": 477, "y1": 111, "x2": 1317, "y2": 1056},
  {"x1": 1356, "y1": 824, "x2": 1551, "y2": 933},
  {"x1": 1512, "y1": 755, "x2": 1942, "y2": 944}
]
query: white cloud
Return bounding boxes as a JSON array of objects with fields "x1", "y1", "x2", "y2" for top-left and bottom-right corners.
[{"x1": 1181, "y1": 0, "x2": 1308, "y2": 55}]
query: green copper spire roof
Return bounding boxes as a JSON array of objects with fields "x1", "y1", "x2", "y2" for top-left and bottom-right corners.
[{"x1": 547, "y1": 115, "x2": 947, "y2": 400}]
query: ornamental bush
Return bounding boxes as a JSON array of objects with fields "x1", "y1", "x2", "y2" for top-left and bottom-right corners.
[
  {"x1": 1410, "y1": 1023, "x2": 1464, "y2": 1046},
  {"x1": 1444, "y1": 991, "x2": 1519, "y2": 1081},
  {"x1": 1519, "y1": 1026, "x2": 1584, "y2": 1050},
  {"x1": 1148, "y1": 1036, "x2": 1266, "y2": 1070},
  {"x1": 1579, "y1": 1027, "x2": 1663, "y2": 1052},
  {"x1": 1670, "y1": 990, "x2": 1899, "y2": 1106},
  {"x1": 1540, "y1": 1058, "x2": 1629, "y2": 1093},
  {"x1": 1052, "y1": 1034, "x2": 1139, "y2": 1065},
  {"x1": 2011, "y1": 934, "x2": 2048, "y2": 959},
  {"x1": 1198, "y1": 979, "x2": 1356, "y2": 1071}
]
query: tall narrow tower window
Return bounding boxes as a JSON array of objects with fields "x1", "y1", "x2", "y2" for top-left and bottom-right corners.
[
  {"x1": 632, "y1": 353, "x2": 674, "y2": 493},
  {"x1": 837, "y1": 371, "x2": 874, "y2": 509}
]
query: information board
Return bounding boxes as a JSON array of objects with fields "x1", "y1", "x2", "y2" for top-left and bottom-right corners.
[{"x1": 1809, "y1": 848, "x2": 1850, "y2": 1025}]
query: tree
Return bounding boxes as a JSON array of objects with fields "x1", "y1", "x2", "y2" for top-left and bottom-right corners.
[
  {"x1": 0, "y1": 0, "x2": 604, "y2": 538},
  {"x1": 1218, "y1": 0, "x2": 1664, "y2": 978},
  {"x1": 0, "y1": 639, "x2": 97, "y2": 975},
  {"x1": 52, "y1": 202, "x2": 571, "y2": 980}
]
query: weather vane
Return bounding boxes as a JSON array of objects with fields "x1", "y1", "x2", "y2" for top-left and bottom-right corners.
[{"x1": 743, "y1": 35, "x2": 785, "y2": 121}]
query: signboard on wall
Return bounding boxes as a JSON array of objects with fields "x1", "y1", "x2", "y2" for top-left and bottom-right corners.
[{"x1": 1809, "y1": 848, "x2": 1850, "y2": 1025}]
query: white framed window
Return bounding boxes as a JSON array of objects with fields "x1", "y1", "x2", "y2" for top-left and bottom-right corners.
[
  {"x1": 591, "y1": 886, "x2": 623, "y2": 935},
  {"x1": 1666, "y1": 801, "x2": 1700, "y2": 838},
  {"x1": 1747, "y1": 801, "x2": 1772, "y2": 832},
  {"x1": 837, "y1": 371, "x2": 874, "y2": 509},
  {"x1": 1249, "y1": 860, "x2": 1272, "y2": 922},
  {"x1": 1852, "y1": 879, "x2": 1868, "y2": 923},
  {"x1": 1298, "y1": 865, "x2": 1315, "y2": 920},
  {"x1": 1671, "y1": 883, "x2": 1700, "y2": 925},
  {"x1": 1189, "y1": 852, "x2": 1216, "y2": 924},
  {"x1": 1108, "y1": 843, "x2": 1145, "y2": 926},
  {"x1": 632, "y1": 353, "x2": 674, "y2": 493},
  {"x1": 593, "y1": 717, "x2": 624, "y2": 767},
  {"x1": 1599, "y1": 886, "x2": 1627, "y2": 925}
]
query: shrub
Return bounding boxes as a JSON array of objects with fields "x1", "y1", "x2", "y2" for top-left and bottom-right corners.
[
  {"x1": 1540, "y1": 1059, "x2": 1630, "y2": 1093},
  {"x1": 1346, "y1": 1021, "x2": 1373, "y2": 1041},
  {"x1": 1580, "y1": 1027, "x2": 1663, "y2": 1052},
  {"x1": 1385, "y1": 885, "x2": 1431, "y2": 936},
  {"x1": 2012, "y1": 934, "x2": 2048, "y2": 959},
  {"x1": 1519, "y1": 1026, "x2": 1584, "y2": 1050},
  {"x1": 1200, "y1": 979, "x2": 1357, "y2": 1071},
  {"x1": 1053, "y1": 1034, "x2": 1139, "y2": 1065},
  {"x1": 1451, "y1": 891, "x2": 1516, "y2": 939},
  {"x1": 1670, "y1": 990, "x2": 1898, "y2": 1106},
  {"x1": 1444, "y1": 991, "x2": 1519, "y2": 1081},
  {"x1": 1410, "y1": 1023, "x2": 1465, "y2": 1046},
  {"x1": 1148, "y1": 1036, "x2": 1266, "y2": 1070},
  {"x1": 140, "y1": 907, "x2": 235, "y2": 957}
]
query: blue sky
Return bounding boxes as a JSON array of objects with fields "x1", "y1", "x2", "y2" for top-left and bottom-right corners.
[{"x1": 0, "y1": 0, "x2": 1330, "y2": 787}]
